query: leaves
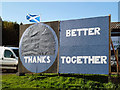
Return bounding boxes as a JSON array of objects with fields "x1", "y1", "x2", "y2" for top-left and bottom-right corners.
[
  {"x1": 2, "y1": 21, "x2": 19, "y2": 46},
  {"x1": 2, "y1": 74, "x2": 120, "y2": 89}
]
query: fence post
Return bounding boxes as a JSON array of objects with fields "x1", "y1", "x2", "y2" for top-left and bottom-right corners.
[{"x1": 116, "y1": 49, "x2": 119, "y2": 76}]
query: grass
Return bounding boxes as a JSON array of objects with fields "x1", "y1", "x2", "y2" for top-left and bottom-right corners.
[{"x1": 1, "y1": 73, "x2": 120, "y2": 89}]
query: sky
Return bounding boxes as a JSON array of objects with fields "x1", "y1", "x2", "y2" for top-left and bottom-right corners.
[{"x1": 1, "y1": 2, "x2": 119, "y2": 24}]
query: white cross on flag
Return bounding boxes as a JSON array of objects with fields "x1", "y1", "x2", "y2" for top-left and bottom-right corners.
[{"x1": 26, "y1": 14, "x2": 40, "y2": 23}]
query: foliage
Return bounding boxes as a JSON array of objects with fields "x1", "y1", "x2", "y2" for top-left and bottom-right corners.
[
  {"x1": 103, "y1": 82, "x2": 116, "y2": 89},
  {"x1": 1, "y1": 73, "x2": 120, "y2": 89},
  {"x1": 2, "y1": 21, "x2": 19, "y2": 46}
]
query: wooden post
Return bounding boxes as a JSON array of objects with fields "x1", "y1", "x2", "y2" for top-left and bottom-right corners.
[
  {"x1": 111, "y1": 40, "x2": 119, "y2": 74},
  {"x1": 116, "y1": 49, "x2": 119, "y2": 86},
  {"x1": 109, "y1": 15, "x2": 111, "y2": 76},
  {"x1": 111, "y1": 39, "x2": 119, "y2": 75},
  {"x1": 108, "y1": 15, "x2": 112, "y2": 82},
  {"x1": 116, "y1": 49, "x2": 119, "y2": 76},
  {"x1": 57, "y1": 21, "x2": 60, "y2": 76}
]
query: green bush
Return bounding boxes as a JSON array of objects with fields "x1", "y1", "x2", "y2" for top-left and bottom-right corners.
[
  {"x1": 85, "y1": 80, "x2": 103, "y2": 89},
  {"x1": 1, "y1": 74, "x2": 120, "y2": 89},
  {"x1": 103, "y1": 82, "x2": 116, "y2": 89}
]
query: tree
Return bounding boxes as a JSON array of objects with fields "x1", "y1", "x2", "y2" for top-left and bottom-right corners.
[
  {"x1": 20, "y1": 22, "x2": 23, "y2": 25},
  {"x1": 2, "y1": 21, "x2": 19, "y2": 47}
]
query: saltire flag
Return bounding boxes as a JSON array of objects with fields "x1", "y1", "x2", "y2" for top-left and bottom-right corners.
[{"x1": 26, "y1": 14, "x2": 40, "y2": 23}]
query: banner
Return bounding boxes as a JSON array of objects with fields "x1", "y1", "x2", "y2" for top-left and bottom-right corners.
[
  {"x1": 19, "y1": 23, "x2": 58, "y2": 73},
  {"x1": 59, "y1": 16, "x2": 110, "y2": 74}
]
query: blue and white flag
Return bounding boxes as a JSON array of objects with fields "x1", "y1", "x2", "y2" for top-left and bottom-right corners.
[{"x1": 26, "y1": 14, "x2": 40, "y2": 23}]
